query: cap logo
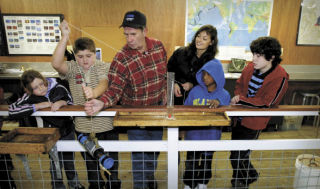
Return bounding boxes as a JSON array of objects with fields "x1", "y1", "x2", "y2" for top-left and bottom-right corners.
[{"x1": 125, "y1": 14, "x2": 135, "y2": 21}]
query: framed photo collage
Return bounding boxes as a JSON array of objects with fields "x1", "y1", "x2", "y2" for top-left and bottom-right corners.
[{"x1": 1, "y1": 14, "x2": 63, "y2": 55}]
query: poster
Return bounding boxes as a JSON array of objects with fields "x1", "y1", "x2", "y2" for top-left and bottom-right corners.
[
  {"x1": 1, "y1": 14, "x2": 63, "y2": 55},
  {"x1": 296, "y1": 0, "x2": 320, "y2": 45}
]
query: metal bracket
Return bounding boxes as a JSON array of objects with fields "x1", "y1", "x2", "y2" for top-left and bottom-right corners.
[
  {"x1": 48, "y1": 144, "x2": 62, "y2": 179},
  {"x1": 16, "y1": 154, "x2": 32, "y2": 179}
]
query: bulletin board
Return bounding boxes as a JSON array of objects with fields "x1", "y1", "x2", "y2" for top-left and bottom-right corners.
[
  {"x1": 1, "y1": 14, "x2": 63, "y2": 55},
  {"x1": 81, "y1": 26, "x2": 126, "y2": 63}
]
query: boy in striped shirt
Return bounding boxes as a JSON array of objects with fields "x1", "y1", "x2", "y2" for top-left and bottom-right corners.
[{"x1": 230, "y1": 36, "x2": 289, "y2": 188}]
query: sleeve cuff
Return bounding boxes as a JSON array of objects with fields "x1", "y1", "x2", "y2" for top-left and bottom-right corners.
[{"x1": 100, "y1": 96, "x2": 109, "y2": 108}]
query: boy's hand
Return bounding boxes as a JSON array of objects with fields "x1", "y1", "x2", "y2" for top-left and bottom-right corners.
[
  {"x1": 59, "y1": 20, "x2": 70, "y2": 38},
  {"x1": 207, "y1": 99, "x2": 220, "y2": 109},
  {"x1": 51, "y1": 100, "x2": 67, "y2": 111},
  {"x1": 82, "y1": 84, "x2": 95, "y2": 100},
  {"x1": 231, "y1": 95, "x2": 240, "y2": 105}
]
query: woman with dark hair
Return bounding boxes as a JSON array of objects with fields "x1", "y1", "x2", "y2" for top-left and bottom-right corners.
[{"x1": 168, "y1": 24, "x2": 218, "y2": 105}]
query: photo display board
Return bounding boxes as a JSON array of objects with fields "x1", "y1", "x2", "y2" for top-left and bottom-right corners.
[{"x1": 1, "y1": 14, "x2": 63, "y2": 55}]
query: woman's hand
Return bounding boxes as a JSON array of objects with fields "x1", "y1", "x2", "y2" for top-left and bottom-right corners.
[
  {"x1": 181, "y1": 82, "x2": 193, "y2": 91},
  {"x1": 174, "y1": 83, "x2": 182, "y2": 97}
]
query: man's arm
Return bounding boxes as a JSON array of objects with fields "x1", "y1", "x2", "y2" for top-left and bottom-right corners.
[
  {"x1": 100, "y1": 59, "x2": 127, "y2": 108},
  {"x1": 51, "y1": 20, "x2": 70, "y2": 75}
]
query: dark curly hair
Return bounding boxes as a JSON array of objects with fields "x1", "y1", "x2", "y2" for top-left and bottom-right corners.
[
  {"x1": 74, "y1": 37, "x2": 96, "y2": 54},
  {"x1": 187, "y1": 24, "x2": 218, "y2": 59},
  {"x1": 250, "y1": 36, "x2": 282, "y2": 67}
]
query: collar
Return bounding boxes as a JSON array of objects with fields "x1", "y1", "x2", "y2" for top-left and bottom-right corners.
[{"x1": 124, "y1": 37, "x2": 152, "y2": 55}]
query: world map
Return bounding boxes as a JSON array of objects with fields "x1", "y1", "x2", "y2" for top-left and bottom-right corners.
[{"x1": 186, "y1": 0, "x2": 273, "y2": 50}]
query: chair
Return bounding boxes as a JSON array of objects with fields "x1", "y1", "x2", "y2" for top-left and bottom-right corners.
[{"x1": 291, "y1": 91, "x2": 320, "y2": 127}]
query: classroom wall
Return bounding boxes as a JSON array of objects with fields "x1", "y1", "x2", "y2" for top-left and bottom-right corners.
[{"x1": 0, "y1": 0, "x2": 319, "y2": 65}]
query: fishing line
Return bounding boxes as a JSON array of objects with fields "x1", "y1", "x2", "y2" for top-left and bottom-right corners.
[{"x1": 67, "y1": 22, "x2": 183, "y2": 86}]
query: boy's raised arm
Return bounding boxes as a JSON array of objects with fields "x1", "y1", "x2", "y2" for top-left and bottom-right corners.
[{"x1": 51, "y1": 20, "x2": 70, "y2": 75}]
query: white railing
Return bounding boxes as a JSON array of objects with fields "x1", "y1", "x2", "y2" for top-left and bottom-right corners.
[
  {"x1": 1, "y1": 106, "x2": 319, "y2": 188},
  {"x1": 56, "y1": 137, "x2": 320, "y2": 188}
]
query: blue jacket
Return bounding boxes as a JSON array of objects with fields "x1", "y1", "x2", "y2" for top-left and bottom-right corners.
[{"x1": 184, "y1": 59, "x2": 230, "y2": 140}]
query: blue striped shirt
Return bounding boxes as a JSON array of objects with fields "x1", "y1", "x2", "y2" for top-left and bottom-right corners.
[{"x1": 247, "y1": 70, "x2": 265, "y2": 97}]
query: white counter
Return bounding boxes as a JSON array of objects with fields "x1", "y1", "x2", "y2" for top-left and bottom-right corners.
[
  {"x1": 222, "y1": 64, "x2": 320, "y2": 81},
  {"x1": 1, "y1": 62, "x2": 320, "y2": 81}
]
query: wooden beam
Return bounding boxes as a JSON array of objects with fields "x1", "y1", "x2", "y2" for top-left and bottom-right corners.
[{"x1": 1, "y1": 104, "x2": 320, "y2": 113}]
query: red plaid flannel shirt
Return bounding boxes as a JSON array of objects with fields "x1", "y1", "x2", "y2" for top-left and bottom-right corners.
[{"x1": 100, "y1": 37, "x2": 167, "y2": 107}]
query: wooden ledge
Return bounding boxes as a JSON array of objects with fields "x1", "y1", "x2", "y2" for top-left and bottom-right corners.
[
  {"x1": 1, "y1": 104, "x2": 320, "y2": 113},
  {"x1": 0, "y1": 127, "x2": 60, "y2": 154}
]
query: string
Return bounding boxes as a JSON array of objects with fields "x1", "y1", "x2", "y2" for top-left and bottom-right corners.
[
  {"x1": 68, "y1": 22, "x2": 189, "y2": 110},
  {"x1": 65, "y1": 23, "x2": 191, "y2": 180},
  {"x1": 65, "y1": 37, "x2": 112, "y2": 175},
  {"x1": 67, "y1": 22, "x2": 183, "y2": 86},
  {"x1": 66, "y1": 22, "x2": 191, "y2": 178},
  {"x1": 70, "y1": 21, "x2": 189, "y2": 109},
  {"x1": 76, "y1": 64, "x2": 94, "y2": 133},
  {"x1": 65, "y1": 38, "x2": 95, "y2": 136},
  {"x1": 77, "y1": 64, "x2": 112, "y2": 176},
  {"x1": 68, "y1": 23, "x2": 120, "y2": 53}
]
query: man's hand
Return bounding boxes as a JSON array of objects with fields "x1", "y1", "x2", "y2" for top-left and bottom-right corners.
[{"x1": 84, "y1": 99, "x2": 104, "y2": 115}]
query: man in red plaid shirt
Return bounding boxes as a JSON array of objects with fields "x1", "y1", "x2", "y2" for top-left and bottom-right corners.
[{"x1": 85, "y1": 10, "x2": 167, "y2": 189}]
